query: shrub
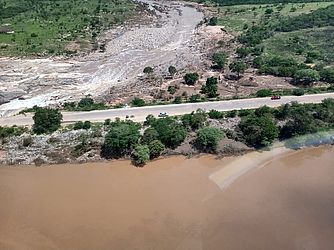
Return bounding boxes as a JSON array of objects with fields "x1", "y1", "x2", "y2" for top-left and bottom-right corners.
[
  {"x1": 131, "y1": 97, "x2": 146, "y2": 107},
  {"x1": 148, "y1": 140, "x2": 165, "y2": 159},
  {"x1": 33, "y1": 107, "x2": 63, "y2": 134},
  {"x1": 184, "y1": 72, "x2": 199, "y2": 85},
  {"x1": 293, "y1": 69, "x2": 320, "y2": 85},
  {"x1": 208, "y1": 109, "x2": 224, "y2": 119},
  {"x1": 209, "y1": 16, "x2": 218, "y2": 26},
  {"x1": 131, "y1": 145, "x2": 150, "y2": 166},
  {"x1": 212, "y1": 52, "x2": 227, "y2": 69},
  {"x1": 292, "y1": 88, "x2": 305, "y2": 96},
  {"x1": 168, "y1": 66, "x2": 177, "y2": 76},
  {"x1": 143, "y1": 66, "x2": 153, "y2": 74},
  {"x1": 256, "y1": 89, "x2": 273, "y2": 97},
  {"x1": 196, "y1": 127, "x2": 224, "y2": 152},
  {"x1": 201, "y1": 77, "x2": 219, "y2": 98}
]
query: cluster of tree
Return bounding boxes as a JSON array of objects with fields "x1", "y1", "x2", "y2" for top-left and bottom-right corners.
[
  {"x1": 0, "y1": 126, "x2": 28, "y2": 139},
  {"x1": 276, "y1": 5, "x2": 334, "y2": 32},
  {"x1": 63, "y1": 97, "x2": 107, "y2": 111},
  {"x1": 211, "y1": 0, "x2": 328, "y2": 6},
  {"x1": 237, "y1": 99, "x2": 334, "y2": 147}
]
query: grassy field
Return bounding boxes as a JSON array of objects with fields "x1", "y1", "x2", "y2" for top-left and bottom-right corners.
[
  {"x1": 217, "y1": 2, "x2": 333, "y2": 32},
  {"x1": 0, "y1": 0, "x2": 137, "y2": 56},
  {"x1": 264, "y1": 26, "x2": 334, "y2": 65}
]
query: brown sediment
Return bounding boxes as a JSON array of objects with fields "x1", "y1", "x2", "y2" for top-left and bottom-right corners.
[{"x1": 0, "y1": 146, "x2": 333, "y2": 250}]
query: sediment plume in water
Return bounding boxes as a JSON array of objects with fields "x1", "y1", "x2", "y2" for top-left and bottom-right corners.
[{"x1": 0, "y1": 146, "x2": 333, "y2": 249}]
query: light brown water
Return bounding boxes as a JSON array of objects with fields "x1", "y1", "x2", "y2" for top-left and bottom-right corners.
[{"x1": 0, "y1": 146, "x2": 333, "y2": 250}]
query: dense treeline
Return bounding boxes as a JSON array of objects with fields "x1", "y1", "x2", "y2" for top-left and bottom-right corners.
[
  {"x1": 276, "y1": 5, "x2": 334, "y2": 32},
  {"x1": 210, "y1": 0, "x2": 330, "y2": 6}
]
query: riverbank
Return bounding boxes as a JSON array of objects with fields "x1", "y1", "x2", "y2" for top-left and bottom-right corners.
[{"x1": 1, "y1": 145, "x2": 333, "y2": 249}]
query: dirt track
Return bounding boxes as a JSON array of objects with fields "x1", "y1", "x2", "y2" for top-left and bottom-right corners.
[{"x1": 0, "y1": 0, "x2": 204, "y2": 116}]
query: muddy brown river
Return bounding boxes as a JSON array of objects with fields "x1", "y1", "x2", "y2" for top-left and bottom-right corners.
[{"x1": 0, "y1": 146, "x2": 334, "y2": 250}]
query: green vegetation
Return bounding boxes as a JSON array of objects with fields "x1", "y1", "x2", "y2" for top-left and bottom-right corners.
[
  {"x1": 201, "y1": 77, "x2": 219, "y2": 98},
  {"x1": 64, "y1": 97, "x2": 108, "y2": 111},
  {"x1": 73, "y1": 121, "x2": 92, "y2": 130},
  {"x1": 148, "y1": 140, "x2": 165, "y2": 159},
  {"x1": 0, "y1": 126, "x2": 28, "y2": 139},
  {"x1": 212, "y1": 52, "x2": 228, "y2": 69},
  {"x1": 196, "y1": 127, "x2": 224, "y2": 152},
  {"x1": 184, "y1": 72, "x2": 200, "y2": 85},
  {"x1": 213, "y1": 0, "x2": 330, "y2": 6},
  {"x1": 131, "y1": 144, "x2": 150, "y2": 166},
  {"x1": 33, "y1": 107, "x2": 63, "y2": 134},
  {"x1": 168, "y1": 66, "x2": 177, "y2": 76},
  {"x1": 143, "y1": 66, "x2": 154, "y2": 74},
  {"x1": 131, "y1": 97, "x2": 146, "y2": 107},
  {"x1": 0, "y1": 0, "x2": 136, "y2": 56}
]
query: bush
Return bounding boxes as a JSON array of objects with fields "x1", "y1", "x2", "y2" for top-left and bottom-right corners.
[
  {"x1": 131, "y1": 144, "x2": 150, "y2": 166},
  {"x1": 184, "y1": 72, "x2": 199, "y2": 85},
  {"x1": 239, "y1": 115, "x2": 278, "y2": 148},
  {"x1": 256, "y1": 89, "x2": 273, "y2": 97},
  {"x1": 292, "y1": 88, "x2": 305, "y2": 96},
  {"x1": 33, "y1": 107, "x2": 63, "y2": 134},
  {"x1": 209, "y1": 17, "x2": 218, "y2": 26},
  {"x1": 101, "y1": 120, "x2": 141, "y2": 158},
  {"x1": 131, "y1": 97, "x2": 146, "y2": 107},
  {"x1": 22, "y1": 136, "x2": 33, "y2": 147},
  {"x1": 320, "y1": 67, "x2": 334, "y2": 83},
  {"x1": 196, "y1": 127, "x2": 224, "y2": 152},
  {"x1": 181, "y1": 109, "x2": 207, "y2": 130},
  {"x1": 212, "y1": 52, "x2": 227, "y2": 69},
  {"x1": 73, "y1": 121, "x2": 91, "y2": 130},
  {"x1": 151, "y1": 117, "x2": 187, "y2": 149},
  {"x1": 143, "y1": 66, "x2": 153, "y2": 74},
  {"x1": 293, "y1": 69, "x2": 320, "y2": 85},
  {"x1": 142, "y1": 127, "x2": 159, "y2": 144},
  {"x1": 168, "y1": 66, "x2": 177, "y2": 76},
  {"x1": 148, "y1": 140, "x2": 165, "y2": 159},
  {"x1": 229, "y1": 61, "x2": 248, "y2": 77},
  {"x1": 201, "y1": 77, "x2": 218, "y2": 98},
  {"x1": 208, "y1": 109, "x2": 224, "y2": 119}
]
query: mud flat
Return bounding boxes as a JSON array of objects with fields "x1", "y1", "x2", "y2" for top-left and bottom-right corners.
[
  {"x1": 1, "y1": 146, "x2": 334, "y2": 249},
  {"x1": 0, "y1": 0, "x2": 204, "y2": 116}
]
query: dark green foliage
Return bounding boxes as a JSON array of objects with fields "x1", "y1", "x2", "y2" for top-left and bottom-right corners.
[
  {"x1": 212, "y1": 52, "x2": 228, "y2": 69},
  {"x1": 320, "y1": 67, "x2": 334, "y2": 83},
  {"x1": 279, "y1": 114, "x2": 318, "y2": 139},
  {"x1": 236, "y1": 47, "x2": 251, "y2": 58},
  {"x1": 181, "y1": 109, "x2": 208, "y2": 130},
  {"x1": 189, "y1": 94, "x2": 201, "y2": 103},
  {"x1": 276, "y1": 5, "x2": 334, "y2": 32},
  {"x1": 173, "y1": 96, "x2": 182, "y2": 104},
  {"x1": 78, "y1": 97, "x2": 94, "y2": 108},
  {"x1": 293, "y1": 69, "x2": 320, "y2": 85},
  {"x1": 209, "y1": 16, "x2": 218, "y2": 26},
  {"x1": 73, "y1": 121, "x2": 91, "y2": 130},
  {"x1": 131, "y1": 97, "x2": 146, "y2": 107},
  {"x1": 208, "y1": 109, "x2": 224, "y2": 119},
  {"x1": 168, "y1": 66, "x2": 177, "y2": 76},
  {"x1": 151, "y1": 117, "x2": 187, "y2": 149},
  {"x1": 196, "y1": 127, "x2": 224, "y2": 152},
  {"x1": 148, "y1": 140, "x2": 165, "y2": 159},
  {"x1": 201, "y1": 77, "x2": 219, "y2": 98},
  {"x1": 64, "y1": 98, "x2": 107, "y2": 111},
  {"x1": 256, "y1": 89, "x2": 273, "y2": 97},
  {"x1": 101, "y1": 120, "x2": 141, "y2": 158},
  {"x1": 254, "y1": 105, "x2": 273, "y2": 117},
  {"x1": 184, "y1": 72, "x2": 199, "y2": 85},
  {"x1": 0, "y1": 126, "x2": 28, "y2": 139},
  {"x1": 213, "y1": 0, "x2": 329, "y2": 5},
  {"x1": 143, "y1": 66, "x2": 153, "y2": 74},
  {"x1": 33, "y1": 107, "x2": 62, "y2": 134},
  {"x1": 144, "y1": 114, "x2": 156, "y2": 127},
  {"x1": 229, "y1": 61, "x2": 248, "y2": 77},
  {"x1": 239, "y1": 115, "x2": 278, "y2": 148},
  {"x1": 131, "y1": 144, "x2": 150, "y2": 166},
  {"x1": 168, "y1": 85, "x2": 177, "y2": 94},
  {"x1": 292, "y1": 88, "x2": 305, "y2": 96},
  {"x1": 142, "y1": 127, "x2": 159, "y2": 144},
  {"x1": 226, "y1": 110, "x2": 237, "y2": 118}
]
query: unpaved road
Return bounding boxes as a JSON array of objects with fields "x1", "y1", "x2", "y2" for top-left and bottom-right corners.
[
  {"x1": 0, "y1": 0, "x2": 203, "y2": 116},
  {"x1": 1, "y1": 93, "x2": 333, "y2": 126}
]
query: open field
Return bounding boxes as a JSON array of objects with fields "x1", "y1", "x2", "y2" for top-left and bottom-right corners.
[
  {"x1": 217, "y1": 2, "x2": 333, "y2": 32},
  {"x1": 0, "y1": 0, "x2": 137, "y2": 56},
  {"x1": 264, "y1": 26, "x2": 334, "y2": 65}
]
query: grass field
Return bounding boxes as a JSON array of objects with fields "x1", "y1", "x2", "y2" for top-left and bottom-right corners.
[
  {"x1": 264, "y1": 26, "x2": 334, "y2": 65},
  {"x1": 217, "y1": 2, "x2": 333, "y2": 31},
  {"x1": 0, "y1": 0, "x2": 137, "y2": 56}
]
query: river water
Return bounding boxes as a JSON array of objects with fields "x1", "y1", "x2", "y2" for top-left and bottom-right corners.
[{"x1": 0, "y1": 146, "x2": 333, "y2": 250}]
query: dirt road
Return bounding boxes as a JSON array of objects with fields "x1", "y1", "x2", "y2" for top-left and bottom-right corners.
[{"x1": 1, "y1": 93, "x2": 333, "y2": 126}]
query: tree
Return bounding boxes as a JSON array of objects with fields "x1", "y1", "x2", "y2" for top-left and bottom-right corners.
[
  {"x1": 293, "y1": 69, "x2": 320, "y2": 85},
  {"x1": 148, "y1": 140, "x2": 165, "y2": 159},
  {"x1": 101, "y1": 121, "x2": 141, "y2": 158},
  {"x1": 151, "y1": 117, "x2": 187, "y2": 149},
  {"x1": 142, "y1": 127, "x2": 159, "y2": 144},
  {"x1": 279, "y1": 114, "x2": 318, "y2": 139},
  {"x1": 196, "y1": 127, "x2": 224, "y2": 152},
  {"x1": 208, "y1": 109, "x2": 224, "y2": 119},
  {"x1": 320, "y1": 67, "x2": 334, "y2": 83},
  {"x1": 33, "y1": 107, "x2": 63, "y2": 134},
  {"x1": 131, "y1": 97, "x2": 146, "y2": 107},
  {"x1": 256, "y1": 89, "x2": 272, "y2": 97},
  {"x1": 236, "y1": 47, "x2": 250, "y2": 58},
  {"x1": 212, "y1": 52, "x2": 227, "y2": 69},
  {"x1": 181, "y1": 109, "x2": 208, "y2": 130},
  {"x1": 78, "y1": 97, "x2": 94, "y2": 108},
  {"x1": 184, "y1": 72, "x2": 199, "y2": 85},
  {"x1": 131, "y1": 145, "x2": 150, "y2": 166},
  {"x1": 168, "y1": 66, "x2": 177, "y2": 76},
  {"x1": 144, "y1": 114, "x2": 156, "y2": 126},
  {"x1": 209, "y1": 16, "x2": 218, "y2": 26},
  {"x1": 201, "y1": 77, "x2": 219, "y2": 98},
  {"x1": 143, "y1": 66, "x2": 153, "y2": 74},
  {"x1": 239, "y1": 115, "x2": 278, "y2": 148},
  {"x1": 229, "y1": 61, "x2": 248, "y2": 78}
]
